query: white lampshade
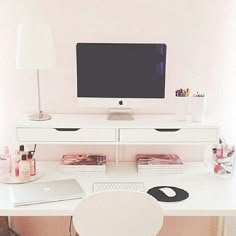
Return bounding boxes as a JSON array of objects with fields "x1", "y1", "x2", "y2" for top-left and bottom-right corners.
[{"x1": 16, "y1": 24, "x2": 56, "y2": 69}]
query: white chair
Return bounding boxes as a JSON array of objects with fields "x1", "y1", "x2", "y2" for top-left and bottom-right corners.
[{"x1": 73, "y1": 191, "x2": 163, "y2": 236}]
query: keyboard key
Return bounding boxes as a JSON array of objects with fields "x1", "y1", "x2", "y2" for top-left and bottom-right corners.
[{"x1": 93, "y1": 182, "x2": 145, "y2": 192}]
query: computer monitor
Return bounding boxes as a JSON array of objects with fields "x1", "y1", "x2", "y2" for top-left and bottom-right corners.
[{"x1": 76, "y1": 43, "x2": 167, "y2": 119}]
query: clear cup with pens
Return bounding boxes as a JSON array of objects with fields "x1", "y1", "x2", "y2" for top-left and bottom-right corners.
[
  {"x1": 204, "y1": 139, "x2": 236, "y2": 178},
  {"x1": 175, "y1": 88, "x2": 190, "y2": 121},
  {"x1": 212, "y1": 143, "x2": 235, "y2": 178}
]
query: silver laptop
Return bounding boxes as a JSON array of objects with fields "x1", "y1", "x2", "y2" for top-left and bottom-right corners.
[{"x1": 9, "y1": 179, "x2": 86, "y2": 207}]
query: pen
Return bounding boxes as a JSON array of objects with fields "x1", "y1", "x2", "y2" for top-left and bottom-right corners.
[
  {"x1": 175, "y1": 88, "x2": 191, "y2": 97},
  {"x1": 193, "y1": 92, "x2": 205, "y2": 97}
]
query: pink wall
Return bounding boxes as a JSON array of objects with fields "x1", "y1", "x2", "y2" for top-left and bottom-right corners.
[
  {"x1": 0, "y1": 0, "x2": 235, "y2": 148},
  {"x1": 0, "y1": 0, "x2": 235, "y2": 235}
]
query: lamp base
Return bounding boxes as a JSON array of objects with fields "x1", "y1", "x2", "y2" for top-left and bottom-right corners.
[{"x1": 28, "y1": 113, "x2": 51, "y2": 121}]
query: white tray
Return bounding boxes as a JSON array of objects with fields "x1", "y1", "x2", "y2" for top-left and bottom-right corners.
[{"x1": 0, "y1": 169, "x2": 44, "y2": 184}]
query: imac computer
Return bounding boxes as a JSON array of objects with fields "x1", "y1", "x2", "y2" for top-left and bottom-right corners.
[{"x1": 76, "y1": 43, "x2": 167, "y2": 120}]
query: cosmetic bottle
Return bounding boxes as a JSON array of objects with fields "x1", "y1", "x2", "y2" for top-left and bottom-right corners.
[
  {"x1": 0, "y1": 146, "x2": 11, "y2": 159},
  {"x1": 11, "y1": 154, "x2": 19, "y2": 177},
  {"x1": 19, "y1": 154, "x2": 30, "y2": 180},
  {"x1": 19, "y1": 145, "x2": 26, "y2": 155},
  {"x1": 28, "y1": 152, "x2": 36, "y2": 176},
  {"x1": 0, "y1": 146, "x2": 11, "y2": 179},
  {"x1": 12, "y1": 148, "x2": 23, "y2": 177},
  {"x1": 0, "y1": 146, "x2": 11, "y2": 172}
]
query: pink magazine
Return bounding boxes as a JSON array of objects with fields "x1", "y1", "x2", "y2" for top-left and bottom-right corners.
[
  {"x1": 62, "y1": 154, "x2": 106, "y2": 165},
  {"x1": 136, "y1": 154, "x2": 183, "y2": 165}
]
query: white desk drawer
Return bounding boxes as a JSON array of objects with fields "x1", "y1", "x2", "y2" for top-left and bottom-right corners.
[
  {"x1": 17, "y1": 128, "x2": 116, "y2": 142},
  {"x1": 119, "y1": 128, "x2": 218, "y2": 142}
]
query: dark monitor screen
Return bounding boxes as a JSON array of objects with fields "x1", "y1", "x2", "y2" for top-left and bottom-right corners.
[{"x1": 76, "y1": 43, "x2": 167, "y2": 99}]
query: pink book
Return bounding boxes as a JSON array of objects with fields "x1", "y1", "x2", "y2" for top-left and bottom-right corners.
[
  {"x1": 62, "y1": 154, "x2": 106, "y2": 166},
  {"x1": 136, "y1": 154, "x2": 183, "y2": 165}
]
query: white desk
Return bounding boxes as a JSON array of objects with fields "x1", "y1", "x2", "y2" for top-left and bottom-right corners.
[
  {"x1": 1, "y1": 161, "x2": 236, "y2": 217},
  {"x1": 9, "y1": 114, "x2": 228, "y2": 235}
]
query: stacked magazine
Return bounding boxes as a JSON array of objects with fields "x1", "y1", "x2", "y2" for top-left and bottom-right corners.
[
  {"x1": 136, "y1": 154, "x2": 184, "y2": 174},
  {"x1": 60, "y1": 154, "x2": 106, "y2": 172}
]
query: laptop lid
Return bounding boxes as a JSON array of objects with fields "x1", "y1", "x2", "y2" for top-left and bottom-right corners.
[{"x1": 9, "y1": 179, "x2": 86, "y2": 207}]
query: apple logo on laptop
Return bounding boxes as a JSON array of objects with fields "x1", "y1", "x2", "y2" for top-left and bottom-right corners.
[{"x1": 119, "y1": 100, "x2": 123, "y2": 105}]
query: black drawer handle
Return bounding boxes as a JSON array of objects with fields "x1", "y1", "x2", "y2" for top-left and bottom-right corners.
[
  {"x1": 155, "y1": 129, "x2": 180, "y2": 132},
  {"x1": 54, "y1": 128, "x2": 80, "y2": 132}
]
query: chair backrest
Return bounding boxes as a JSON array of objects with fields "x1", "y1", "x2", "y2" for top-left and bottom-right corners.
[{"x1": 73, "y1": 191, "x2": 163, "y2": 236}]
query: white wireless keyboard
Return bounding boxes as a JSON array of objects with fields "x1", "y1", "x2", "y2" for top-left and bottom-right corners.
[{"x1": 93, "y1": 182, "x2": 145, "y2": 192}]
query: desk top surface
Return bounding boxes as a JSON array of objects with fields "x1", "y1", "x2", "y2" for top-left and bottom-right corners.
[
  {"x1": 1, "y1": 161, "x2": 235, "y2": 217},
  {"x1": 17, "y1": 114, "x2": 218, "y2": 129}
]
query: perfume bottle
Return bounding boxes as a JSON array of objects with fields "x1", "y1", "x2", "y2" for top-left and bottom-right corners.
[
  {"x1": 0, "y1": 146, "x2": 11, "y2": 179},
  {"x1": 19, "y1": 154, "x2": 30, "y2": 180},
  {"x1": 28, "y1": 152, "x2": 36, "y2": 176}
]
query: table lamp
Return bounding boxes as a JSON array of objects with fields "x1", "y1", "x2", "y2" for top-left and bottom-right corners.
[{"x1": 16, "y1": 24, "x2": 56, "y2": 121}]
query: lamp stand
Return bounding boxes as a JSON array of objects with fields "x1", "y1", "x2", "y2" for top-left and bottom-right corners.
[{"x1": 28, "y1": 70, "x2": 51, "y2": 121}]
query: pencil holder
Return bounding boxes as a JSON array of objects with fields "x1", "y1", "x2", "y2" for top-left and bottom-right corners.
[
  {"x1": 191, "y1": 96, "x2": 206, "y2": 122},
  {"x1": 175, "y1": 97, "x2": 190, "y2": 121}
]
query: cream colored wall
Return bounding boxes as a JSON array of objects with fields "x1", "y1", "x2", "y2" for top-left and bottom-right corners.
[{"x1": 0, "y1": 0, "x2": 235, "y2": 235}]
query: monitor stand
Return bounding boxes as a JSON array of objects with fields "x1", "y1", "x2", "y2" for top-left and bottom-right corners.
[{"x1": 107, "y1": 108, "x2": 134, "y2": 120}]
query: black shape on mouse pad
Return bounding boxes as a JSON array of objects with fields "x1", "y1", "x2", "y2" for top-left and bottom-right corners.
[{"x1": 147, "y1": 186, "x2": 189, "y2": 202}]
